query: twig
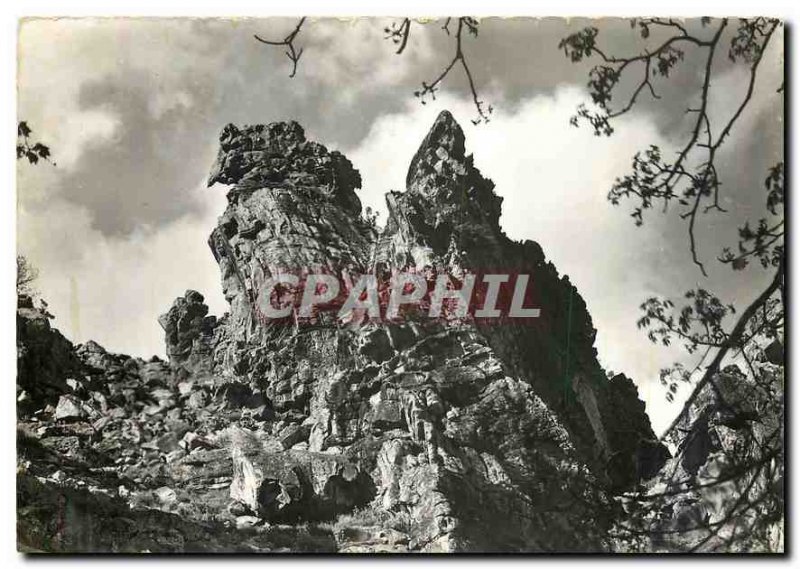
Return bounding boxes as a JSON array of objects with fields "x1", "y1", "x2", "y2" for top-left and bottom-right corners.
[
  {"x1": 255, "y1": 17, "x2": 307, "y2": 78},
  {"x1": 385, "y1": 18, "x2": 411, "y2": 54},
  {"x1": 415, "y1": 17, "x2": 491, "y2": 124}
]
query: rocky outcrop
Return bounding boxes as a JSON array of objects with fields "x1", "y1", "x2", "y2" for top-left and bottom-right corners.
[
  {"x1": 16, "y1": 295, "x2": 83, "y2": 411},
  {"x1": 376, "y1": 111, "x2": 666, "y2": 490},
  {"x1": 627, "y1": 362, "x2": 784, "y2": 553},
  {"x1": 189, "y1": 111, "x2": 665, "y2": 550},
  {"x1": 207, "y1": 121, "x2": 362, "y2": 215},
  {"x1": 205, "y1": 123, "x2": 372, "y2": 346},
  {"x1": 158, "y1": 290, "x2": 220, "y2": 379},
  {"x1": 17, "y1": 111, "x2": 670, "y2": 553}
]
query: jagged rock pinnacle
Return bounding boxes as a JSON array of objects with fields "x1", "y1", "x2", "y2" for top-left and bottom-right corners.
[
  {"x1": 158, "y1": 290, "x2": 216, "y2": 366},
  {"x1": 406, "y1": 110, "x2": 467, "y2": 189},
  {"x1": 207, "y1": 121, "x2": 362, "y2": 215},
  {"x1": 399, "y1": 110, "x2": 503, "y2": 232}
]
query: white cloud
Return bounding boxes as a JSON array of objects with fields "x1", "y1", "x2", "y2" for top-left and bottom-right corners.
[
  {"x1": 52, "y1": 110, "x2": 121, "y2": 169},
  {"x1": 17, "y1": 18, "x2": 225, "y2": 170},
  {"x1": 300, "y1": 17, "x2": 436, "y2": 102},
  {"x1": 18, "y1": 181, "x2": 228, "y2": 359}
]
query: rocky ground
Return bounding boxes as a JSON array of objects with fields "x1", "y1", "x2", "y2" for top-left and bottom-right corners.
[{"x1": 18, "y1": 111, "x2": 775, "y2": 553}]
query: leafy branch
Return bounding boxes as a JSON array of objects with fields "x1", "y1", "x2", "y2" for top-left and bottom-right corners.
[
  {"x1": 720, "y1": 163, "x2": 784, "y2": 271},
  {"x1": 409, "y1": 17, "x2": 493, "y2": 124},
  {"x1": 17, "y1": 121, "x2": 52, "y2": 166},
  {"x1": 657, "y1": 257, "x2": 783, "y2": 436},
  {"x1": 560, "y1": 18, "x2": 781, "y2": 275},
  {"x1": 562, "y1": 20, "x2": 785, "y2": 549},
  {"x1": 637, "y1": 161, "x2": 784, "y2": 407},
  {"x1": 385, "y1": 18, "x2": 411, "y2": 54}
]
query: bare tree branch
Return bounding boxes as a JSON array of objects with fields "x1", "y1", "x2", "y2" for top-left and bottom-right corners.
[
  {"x1": 254, "y1": 17, "x2": 493, "y2": 124},
  {"x1": 561, "y1": 18, "x2": 780, "y2": 275},
  {"x1": 413, "y1": 17, "x2": 492, "y2": 124},
  {"x1": 255, "y1": 17, "x2": 307, "y2": 78},
  {"x1": 385, "y1": 18, "x2": 411, "y2": 54}
]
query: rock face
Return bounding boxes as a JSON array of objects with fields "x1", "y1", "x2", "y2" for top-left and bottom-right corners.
[
  {"x1": 205, "y1": 122, "x2": 372, "y2": 346},
  {"x1": 17, "y1": 111, "x2": 670, "y2": 553},
  {"x1": 158, "y1": 290, "x2": 219, "y2": 379},
  {"x1": 17, "y1": 295, "x2": 83, "y2": 410},
  {"x1": 628, "y1": 363, "x2": 784, "y2": 553},
  {"x1": 207, "y1": 121, "x2": 362, "y2": 216}
]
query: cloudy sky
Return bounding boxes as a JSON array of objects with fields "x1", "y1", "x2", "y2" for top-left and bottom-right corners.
[{"x1": 17, "y1": 18, "x2": 783, "y2": 432}]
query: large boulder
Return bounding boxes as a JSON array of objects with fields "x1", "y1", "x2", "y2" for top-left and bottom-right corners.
[
  {"x1": 16, "y1": 302, "x2": 84, "y2": 411},
  {"x1": 158, "y1": 290, "x2": 218, "y2": 368},
  {"x1": 54, "y1": 394, "x2": 85, "y2": 421}
]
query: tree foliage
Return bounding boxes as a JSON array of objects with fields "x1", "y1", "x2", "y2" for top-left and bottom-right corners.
[
  {"x1": 561, "y1": 17, "x2": 784, "y2": 551},
  {"x1": 17, "y1": 122, "x2": 51, "y2": 301},
  {"x1": 17, "y1": 122, "x2": 52, "y2": 166},
  {"x1": 17, "y1": 255, "x2": 38, "y2": 298},
  {"x1": 559, "y1": 18, "x2": 780, "y2": 275}
]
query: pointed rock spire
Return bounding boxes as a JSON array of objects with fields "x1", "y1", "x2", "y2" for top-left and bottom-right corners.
[
  {"x1": 405, "y1": 110, "x2": 466, "y2": 189},
  {"x1": 403, "y1": 110, "x2": 502, "y2": 229}
]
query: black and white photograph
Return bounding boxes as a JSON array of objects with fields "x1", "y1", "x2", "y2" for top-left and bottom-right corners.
[{"x1": 12, "y1": 8, "x2": 786, "y2": 555}]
